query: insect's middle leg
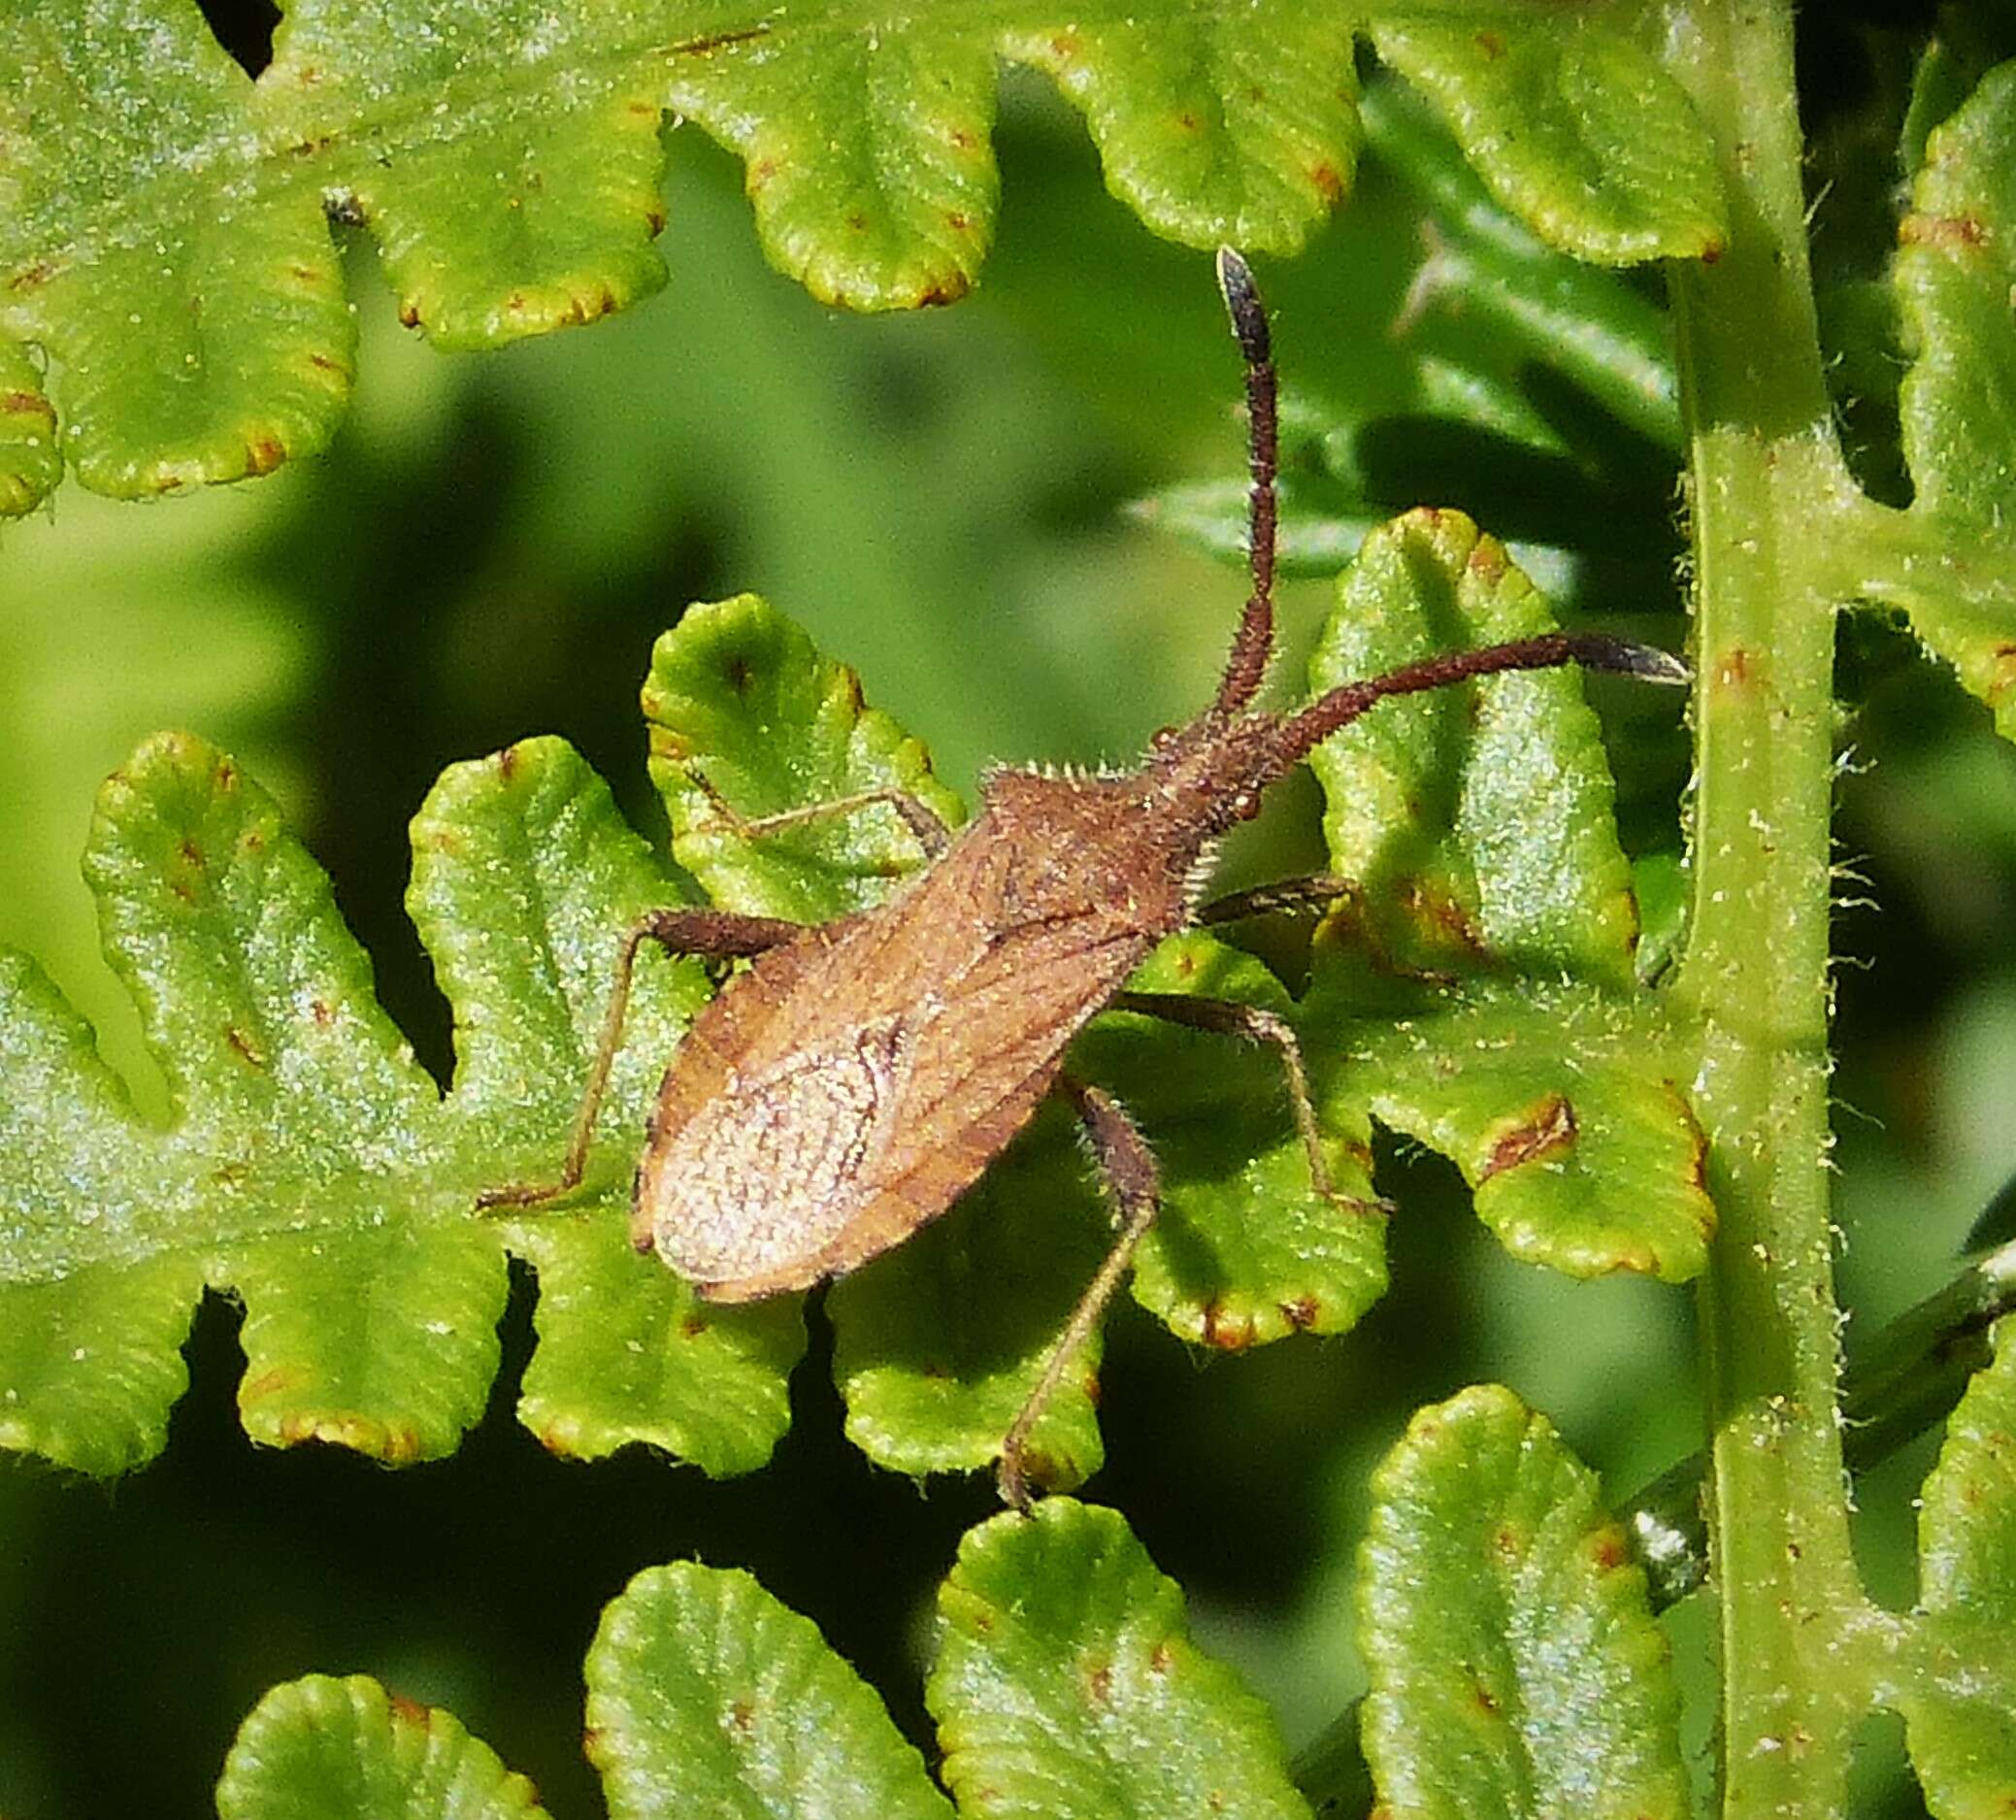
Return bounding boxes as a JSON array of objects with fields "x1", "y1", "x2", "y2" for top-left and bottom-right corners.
[
  {"x1": 998, "y1": 1075, "x2": 1161, "y2": 1512},
  {"x1": 687, "y1": 770, "x2": 953, "y2": 859},
  {"x1": 1109, "y1": 988, "x2": 1352, "y2": 1205},
  {"x1": 1196, "y1": 874, "x2": 1352, "y2": 927},
  {"x1": 476, "y1": 907, "x2": 803, "y2": 1212}
]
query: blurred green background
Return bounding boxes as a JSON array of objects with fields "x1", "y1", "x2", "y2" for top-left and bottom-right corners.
[{"x1": 4, "y1": 17, "x2": 2016, "y2": 1819}]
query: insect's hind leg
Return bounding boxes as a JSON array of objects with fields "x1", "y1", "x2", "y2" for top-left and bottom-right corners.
[
  {"x1": 1196, "y1": 874, "x2": 1353, "y2": 927},
  {"x1": 686, "y1": 769, "x2": 953, "y2": 860},
  {"x1": 998, "y1": 1076, "x2": 1161, "y2": 1512},
  {"x1": 475, "y1": 907, "x2": 804, "y2": 1212},
  {"x1": 1110, "y1": 989, "x2": 1375, "y2": 1211}
]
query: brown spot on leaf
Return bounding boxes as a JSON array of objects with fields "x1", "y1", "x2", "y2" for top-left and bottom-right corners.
[
  {"x1": 1309, "y1": 161, "x2": 1343, "y2": 202},
  {"x1": 1700, "y1": 239, "x2": 1725, "y2": 264},
  {"x1": 1715, "y1": 645, "x2": 1751, "y2": 689},
  {"x1": 246, "y1": 437, "x2": 286, "y2": 475},
  {"x1": 645, "y1": 204, "x2": 667, "y2": 235},
  {"x1": 243, "y1": 1365, "x2": 305, "y2": 1401},
  {"x1": 1, "y1": 389, "x2": 53, "y2": 421},
  {"x1": 1085, "y1": 1661, "x2": 1113, "y2": 1704},
  {"x1": 497, "y1": 745, "x2": 521, "y2": 780},
  {"x1": 728, "y1": 1698, "x2": 755, "y2": 1734},
  {"x1": 846, "y1": 211, "x2": 870, "y2": 232},
  {"x1": 1049, "y1": 31, "x2": 1080, "y2": 59},
  {"x1": 1466, "y1": 539, "x2": 1507, "y2": 582},
  {"x1": 628, "y1": 98, "x2": 658, "y2": 118},
  {"x1": 749, "y1": 157, "x2": 777, "y2": 189},
  {"x1": 1900, "y1": 213, "x2": 1987, "y2": 249},
  {"x1": 1173, "y1": 948, "x2": 1199, "y2": 978},
  {"x1": 538, "y1": 1419, "x2": 585, "y2": 1457},
  {"x1": 1475, "y1": 29, "x2": 1505, "y2": 57},
  {"x1": 179, "y1": 838, "x2": 206, "y2": 869},
  {"x1": 307, "y1": 350, "x2": 341, "y2": 374},
  {"x1": 948, "y1": 127, "x2": 976, "y2": 150},
  {"x1": 1281, "y1": 1295, "x2": 1318, "y2": 1330},
  {"x1": 225, "y1": 1025, "x2": 267, "y2": 1069},
  {"x1": 915, "y1": 279, "x2": 967, "y2": 307},
  {"x1": 1481, "y1": 1092, "x2": 1576, "y2": 1179},
  {"x1": 388, "y1": 1693, "x2": 431, "y2": 1726},
  {"x1": 724, "y1": 652, "x2": 753, "y2": 694},
  {"x1": 1149, "y1": 1641, "x2": 1173, "y2": 1673},
  {"x1": 10, "y1": 261, "x2": 55, "y2": 292},
  {"x1": 1493, "y1": 1523, "x2": 1522, "y2": 1557},
  {"x1": 946, "y1": 210, "x2": 971, "y2": 232},
  {"x1": 1987, "y1": 643, "x2": 2016, "y2": 706},
  {"x1": 680, "y1": 1313, "x2": 710, "y2": 1339},
  {"x1": 398, "y1": 300, "x2": 422, "y2": 327},
  {"x1": 505, "y1": 290, "x2": 530, "y2": 314},
  {"x1": 310, "y1": 998, "x2": 334, "y2": 1027},
  {"x1": 1402, "y1": 877, "x2": 1487, "y2": 956},
  {"x1": 1200, "y1": 1301, "x2": 1257, "y2": 1349},
  {"x1": 1589, "y1": 1528, "x2": 1627, "y2": 1571},
  {"x1": 1175, "y1": 110, "x2": 1201, "y2": 132}
]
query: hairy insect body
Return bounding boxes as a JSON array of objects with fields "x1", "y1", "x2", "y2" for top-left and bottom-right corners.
[
  {"x1": 634, "y1": 765, "x2": 1209, "y2": 1298},
  {"x1": 480, "y1": 249, "x2": 1685, "y2": 1506}
]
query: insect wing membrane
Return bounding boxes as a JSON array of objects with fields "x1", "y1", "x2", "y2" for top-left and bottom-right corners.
[{"x1": 645, "y1": 1020, "x2": 908, "y2": 1286}]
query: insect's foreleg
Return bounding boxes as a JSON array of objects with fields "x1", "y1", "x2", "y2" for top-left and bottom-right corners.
[
  {"x1": 686, "y1": 770, "x2": 953, "y2": 859},
  {"x1": 1196, "y1": 874, "x2": 1353, "y2": 926},
  {"x1": 998, "y1": 1076, "x2": 1161, "y2": 1512},
  {"x1": 1110, "y1": 990, "x2": 1372, "y2": 1210},
  {"x1": 476, "y1": 907, "x2": 803, "y2": 1212}
]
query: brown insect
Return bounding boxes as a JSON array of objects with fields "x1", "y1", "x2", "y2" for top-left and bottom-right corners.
[{"x1": 479, "y1": 249, "x2": 1685, "y2": 1506}]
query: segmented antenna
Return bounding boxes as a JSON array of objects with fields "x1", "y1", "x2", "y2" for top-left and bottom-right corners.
[
  {"x1": 1207, "y1": 248, "x2": 1278, "y2": 724},
  {"x1": 1269, "y1": 630, "x2": 1692, "y2": 772}
]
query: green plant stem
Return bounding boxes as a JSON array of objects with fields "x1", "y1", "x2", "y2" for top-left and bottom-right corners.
[
  {"x1": 1628, "y1": 1234, "x2": 2016, "y2": 1609},
  {"x1": 1663, "y1": 3, "x2": 1880, "y2": 1812}
]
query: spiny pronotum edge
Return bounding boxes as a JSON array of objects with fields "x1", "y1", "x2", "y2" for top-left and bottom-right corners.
[{"x1": 479, "y1": 248, "x2": 1688, "y2": 1508}]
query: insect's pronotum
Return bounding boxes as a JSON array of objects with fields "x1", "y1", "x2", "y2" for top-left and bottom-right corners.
[{"x1": 480, "y1": 250, "x2": 1686, "y2": 1507}]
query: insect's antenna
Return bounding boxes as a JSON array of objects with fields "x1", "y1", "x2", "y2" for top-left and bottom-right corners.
[
  {"x1": 1206, "y1": 248, "x2": 1278, "y2": 726},
  {"x1": 1269, "y1": 631, "x2": 1691, "y2": 773}
]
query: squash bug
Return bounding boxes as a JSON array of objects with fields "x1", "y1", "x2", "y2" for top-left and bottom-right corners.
[{"x1": 479, "y1": 249, "x2": 1686, "y2": 1506}]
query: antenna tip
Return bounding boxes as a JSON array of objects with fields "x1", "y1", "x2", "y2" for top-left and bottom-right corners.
[
  {"x1": 1215, "y1": 247, "x2": 1272, "y2": 367},
  {"x1": 1566, "y1": 633, "x2": 1693, "y2": 687}
]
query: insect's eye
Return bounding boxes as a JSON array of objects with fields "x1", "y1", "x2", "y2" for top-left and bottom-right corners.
[
  {"x1": 1232, "y1": 792, "x2": 1259, "y2": 821},
  {"x1": 1149, "y1": 725, "x2": 1180, "y2": 751}
]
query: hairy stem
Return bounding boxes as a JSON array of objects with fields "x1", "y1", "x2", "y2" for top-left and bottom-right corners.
[{"x1": 1663, "y1": 2, "x2": 1878, "y2": 1812}]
